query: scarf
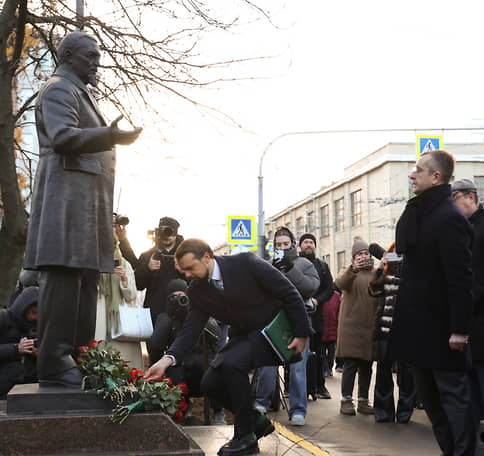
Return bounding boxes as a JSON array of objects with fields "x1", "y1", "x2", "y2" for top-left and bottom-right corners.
[
  {"x1": 98, "y1": 245, "x2": 126, "y2": 336},
  {"x1": 395, "y1": 184, "x2": 451, "y2": 255}
]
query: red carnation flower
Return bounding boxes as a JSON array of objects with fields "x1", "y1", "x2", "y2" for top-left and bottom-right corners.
[
  {"x1": 89, "y1": 340, "x2": 99, "y2": 349},
  {"x1": 178, "y1": 397, "x2": 188, "y2": 412},
  {"x1": 173, "y1": 410, "x2": 183, "y2": 422},
  {"x1": 177, "y1": 382, "x2": 189, "y2": 395},
  {"x1": 129, "y1": 368, "x2": 144, "y2": 382},
  {"x1": 163, "y1": 377, "x2": 172, "y2": 386},
  {"x1": 78, "y1": 346, "x2": 89, "y2": 353}
]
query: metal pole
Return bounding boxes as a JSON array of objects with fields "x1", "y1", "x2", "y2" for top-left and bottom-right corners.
[{"x1": 76, "y1": 0, "x2": 84, "y2": 30}]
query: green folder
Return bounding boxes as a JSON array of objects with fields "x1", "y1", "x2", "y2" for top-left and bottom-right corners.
[{"x1": 261, "y1": 309, "x2": 295, "y2": 363}]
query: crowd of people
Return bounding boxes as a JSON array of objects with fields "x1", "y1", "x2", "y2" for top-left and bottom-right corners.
[{"x1": 2, "y1": 31, "x2": 483, "y2": 456}]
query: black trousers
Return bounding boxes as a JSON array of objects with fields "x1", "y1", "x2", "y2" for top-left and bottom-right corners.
[
  {"x1": 374, "y1": 340, "x2": 416, "y2": 422},
  {"x1": 308, "y1": 333, "x2": 326, "y2": 394},
  {"x1": 38, "y1": 267, "x2": 99, "y2": 379},
  {"x1": 413, "y1": 365, "x2": 475, "y2": 456},
  {"x1": 200, "y1": 329, "x2": 280, "y2": 437},
  {"x1": 341, "y1": 357, "x2": 372, "y2": 400}
]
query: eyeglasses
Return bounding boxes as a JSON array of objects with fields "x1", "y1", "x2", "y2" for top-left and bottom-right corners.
[{"x1": 452, "y1": 192, "x2": 471, "y2": 201}]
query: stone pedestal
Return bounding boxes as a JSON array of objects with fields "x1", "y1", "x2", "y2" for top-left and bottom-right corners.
[{"x1": 0, "y1": 384, "x2": 204, "y2": 456}]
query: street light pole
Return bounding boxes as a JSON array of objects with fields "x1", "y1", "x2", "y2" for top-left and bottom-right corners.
[{"x1": 76, "y1": 0, "x2": 84, "y2": 30}]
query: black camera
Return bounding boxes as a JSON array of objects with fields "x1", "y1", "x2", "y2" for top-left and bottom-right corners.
[
  {"x1": 166, "y1": 293, "x2": 189, "y2": 320},
  {"x1": 114, "y1": 213, "x2": 130, "y2": 226},
  {"x1": 156, "y1": 225, "x2": 175, "y2": 238}
]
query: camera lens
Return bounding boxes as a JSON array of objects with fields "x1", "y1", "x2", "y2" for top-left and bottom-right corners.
[
  {"x1": 161, "y1": 226, "x2": 174, "y2": 237},
  {"x1": 178, "y1": 295, "x2": 189, "y2": 306}
]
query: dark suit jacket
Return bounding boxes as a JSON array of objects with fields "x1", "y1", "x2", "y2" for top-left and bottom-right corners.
[
  {"x1": 389, "y1": 190, "x2": 473, "y2": 370},
  {"x1": 25, "y1": 67, "x2": 115, "y2": 273},
  {"x1": 167, "y1": 252, "x2": 312, "y2": 363}
]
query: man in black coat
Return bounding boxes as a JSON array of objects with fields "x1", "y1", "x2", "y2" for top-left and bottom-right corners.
[
  {"x1": 299, "y1": 233, "x2": 334, "y2": 399},
  {"x1": 24, "y1": 32, "x2": 142, "y2": 387},
  {"x1": 389, "y1": 150, "x2": 475, "y2": 455},
  {"x1": 0, "y1": 287, "x2": 38, "y2": 399},
  {"x1": 145, "y1": 239, "x2": 311, "y2": 456},
  {"x1": 135, "y1": 217, "x2": 185, "y2": 324},
  {"x1": 451, "y1": 178, "x2": 484, "y2": 427}
]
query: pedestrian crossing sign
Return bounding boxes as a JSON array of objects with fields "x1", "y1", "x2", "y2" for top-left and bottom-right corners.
[
  {"x1": 416, "y1": 134, "x2": 443, "y2": 158},
  {"x1": 228, "y1": 216, "x2": 255, "y2": 244}
]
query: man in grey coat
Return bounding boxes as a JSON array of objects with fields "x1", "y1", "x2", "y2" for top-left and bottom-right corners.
[{"x1": 24, "y1": 32, "x2": 141, "y2": 387}]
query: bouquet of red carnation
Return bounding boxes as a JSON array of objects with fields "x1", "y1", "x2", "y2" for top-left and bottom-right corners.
[
  {"x1": 77, "y1": 341, "x2": 189, "y2": 424},
  {"x1": 111, "y1": 376, "x2": 189, "y2": 424}
]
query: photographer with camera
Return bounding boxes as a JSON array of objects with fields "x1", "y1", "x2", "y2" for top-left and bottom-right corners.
[
  {"x1": 335, "y1": 236, "x2": 381, "y2": 416},
  {"x1": 135, "y1": 217, "x2": 185, "y2": 324},
  {"x1": 254, "y1": 227, "x2": 319, "y2": 426},
  {"x1": 150, "y1": 279, "x2": 225, "y2": 423},
  {"x1": 112, "y1": 213, "x2": 139, "y2": 270}
]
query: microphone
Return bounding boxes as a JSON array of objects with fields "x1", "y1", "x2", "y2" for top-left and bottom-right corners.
[{"x1": 369, "y1": 243, "x2": 385, "y2": 260}]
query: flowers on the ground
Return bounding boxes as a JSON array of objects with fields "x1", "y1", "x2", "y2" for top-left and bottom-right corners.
[{"x1": 77, "y1": 340, "x2": 188, "y2": 424}]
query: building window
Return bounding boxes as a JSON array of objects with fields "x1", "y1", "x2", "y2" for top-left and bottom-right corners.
[
  {"x1": 306, "y1": 211, "x2": 314, "y2": 232},
  {"x1": 296, "y1": 217, "x2": 304, "y2": 237},
  {"x1": 337, "y1": 250, "x2": 346, "y2": 272},
  {"x1": 334, "y1": 197, "x2": 344, "y2": 232},
  {"x1": 351, "y1": 190, "x2": 362, "y2": 226},
  {"x1": 474, "y1": 176, "x2": 484, "y2": 202},
  {"x1": 320, "y1": 205, "x2": 329, "y2": 237}
]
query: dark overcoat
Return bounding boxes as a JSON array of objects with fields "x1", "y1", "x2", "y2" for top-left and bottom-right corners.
[
  {"x1": 24, "y1": 67, "x2": 115, "y2": 273},
  {"x1": 469, "y1": 205, "x2": 484, "y2": 361},
  {"x1": 166, "y1": 252, "x2": 312, "y2": 364},
  {"x1": 388, "y1": 191, "x2": 473, "y2": 370}
]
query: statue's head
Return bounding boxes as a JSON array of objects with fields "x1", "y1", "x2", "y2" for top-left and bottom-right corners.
[{"x1": 57, "y1": 32, "x2": 100, "y2": 87}]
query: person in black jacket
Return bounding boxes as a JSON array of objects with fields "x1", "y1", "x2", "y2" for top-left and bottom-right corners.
[
  {"x1": 0, "y1": 287, "x2": 39, "y2": 399},
  {"x1": 452, "y1": 178, "x2": 484, "y2": 427},
  {"x1": 389, "y1": 150, "x2": 475, "y2": 455},
  {"x1": 299, "y1": 233, "x2": 334, "y2": 400},
  {"x1": 145, "y1": 238, "x2": 311, "y2": 456},
  {"x1": 135, "y1": 217, "x2": 185, "y2": 324}
]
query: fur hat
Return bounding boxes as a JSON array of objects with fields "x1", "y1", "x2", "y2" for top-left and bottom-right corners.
[
  {"x1": 299, "y1": 233, "x2": 317, "y2": 247},
  {"x1": 352, "y1": 236, "x2": 369, "y2": 257}
]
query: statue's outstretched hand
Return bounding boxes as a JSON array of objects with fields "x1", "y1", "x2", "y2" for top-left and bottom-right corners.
[{"x1": 110, "y1": 115, "x2": 142, "y2": 145}]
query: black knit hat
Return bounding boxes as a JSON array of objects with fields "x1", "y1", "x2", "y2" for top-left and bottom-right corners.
[
  {"x1": 159, "y1": 217, "x2": 180, "y2": 234},
  {"x1": 299, "y1": 233, "x2": 316, "y2": 247},
  {"x1": 166, "y1": 279, "x2": 187, "y2": 294}
]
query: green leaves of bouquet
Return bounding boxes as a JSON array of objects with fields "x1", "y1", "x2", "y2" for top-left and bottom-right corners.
[
  {"x1": 78, "y1": 340, "x2": 132, "y2": 402},
  {"x1": 77, "y1": 340, "x2": 189, "y2": 424}
]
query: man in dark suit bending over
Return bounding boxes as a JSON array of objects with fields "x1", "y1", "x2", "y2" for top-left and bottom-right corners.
[{"x1": 145, "y1": 238, "x2": 311, "y2": 456}]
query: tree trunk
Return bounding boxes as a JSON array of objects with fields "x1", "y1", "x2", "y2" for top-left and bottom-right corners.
[{"x1": 0, "y1": 0, "x2": 29, "y2": 308}]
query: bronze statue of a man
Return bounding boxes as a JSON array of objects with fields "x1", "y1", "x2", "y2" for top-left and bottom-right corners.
[{"x1": 24, "y1": 32, "x2": 142, "y2": 387}]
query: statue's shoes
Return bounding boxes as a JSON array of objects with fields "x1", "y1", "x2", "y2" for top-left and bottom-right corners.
[{"x1": 39, "y1": 367, "x2": 83, "y2": 388}]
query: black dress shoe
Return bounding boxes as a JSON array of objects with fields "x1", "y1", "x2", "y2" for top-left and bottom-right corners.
[
  {"x1": 218, "y1": 436, "x2": 259, "y2": 456},
  {"x1": 39, "y1": 367, "x2": 83, "y2": 388},
  {"x1": 254, "y1": 414, "x2": 275, "y2": 440},
  {"x1": 316, "y1": 388, "x2": 331, "y2": 399}
]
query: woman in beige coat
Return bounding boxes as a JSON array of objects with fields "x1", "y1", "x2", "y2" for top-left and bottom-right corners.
[{"x1": 335, "y1": 237, "x2": 381, "y2": 416}]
